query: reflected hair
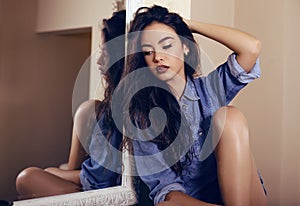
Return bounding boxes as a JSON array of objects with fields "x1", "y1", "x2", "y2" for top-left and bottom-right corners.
[{"x1": 91, "y1": 10, "x2": 126, "y2": 146}]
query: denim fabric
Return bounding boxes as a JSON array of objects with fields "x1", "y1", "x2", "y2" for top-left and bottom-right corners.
[
  {"x1": 80, "y1": 110, "x2": 122, "y2": 190},
  {"x1": 133, "y1": 53, "x2": 262, "y2": 205}
]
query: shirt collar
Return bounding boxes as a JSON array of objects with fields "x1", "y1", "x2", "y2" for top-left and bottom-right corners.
[{"x1": 182, "y1": 76, "x2": 200, "y2": 101}]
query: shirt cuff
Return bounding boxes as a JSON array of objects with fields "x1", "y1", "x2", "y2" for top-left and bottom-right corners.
[
  {"x1": 154, "y1": 183, "x2": 186, "y2": 205},
  {"x1": 228, "y1": 53, "x2": 261, "y2": 83}
]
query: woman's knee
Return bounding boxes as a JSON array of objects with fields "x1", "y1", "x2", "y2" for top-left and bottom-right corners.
[
  {"x1": 213, "y1": 106, "x2": 250, "y2": 144},
  {"x1": 16, "y1": 167, "x2": 43, "y2": 190}
]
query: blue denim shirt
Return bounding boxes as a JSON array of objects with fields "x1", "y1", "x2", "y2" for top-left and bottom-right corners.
[
  {"x1": 133, "y1": 53, "x2": 261, "y2": 205},
  {"x1": 80, "y1": 110, "x2": 122, "y2": 190}
]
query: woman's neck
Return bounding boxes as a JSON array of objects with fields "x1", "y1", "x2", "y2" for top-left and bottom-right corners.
[{"x1": 166, "y1": 75, "x2": 187, "y2": 100}]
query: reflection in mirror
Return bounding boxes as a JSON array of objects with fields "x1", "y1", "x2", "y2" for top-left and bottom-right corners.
[
  {"x1": 112, "y1": 0, "x2": 126, "y2": 12},
  {"x1": 13, "y1": 4, "x2": 138, "y2": 203},
  {"x1": 14, "y1": 0, "x2": 128, "y2": 203}
]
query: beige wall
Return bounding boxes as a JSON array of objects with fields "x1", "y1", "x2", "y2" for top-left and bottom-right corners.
[
  {"x1": 0, "y1": 0, "x2": 91, "y2": 200},
  {"x1": 280, "y1": 0, "x2": 300, "y2": 204},
  {"x1": 234, "y1": 0, "x2": 300, "y2": 205},
  {"x1": 36, "y1": 0, "x2": 112, "y2": 99},
  {"x1": 192, "y1": 0, "x2": 300, "y2": 205},
  {"x1": 234, "y1": 0, "x2": 284, "y2": 205},
  {"x1": 191, "y1": 0, "x2": 234, "y2": 70},
  {"x1": 36, "y1": 0, "x2": 111, "y2": 33}
]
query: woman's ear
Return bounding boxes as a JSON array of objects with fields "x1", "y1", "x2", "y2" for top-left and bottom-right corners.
[{"x1": 183, "y1": 44, "x2": 190, "y2": 56}]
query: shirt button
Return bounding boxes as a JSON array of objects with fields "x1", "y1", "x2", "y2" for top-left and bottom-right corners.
[
  {"x1": 198, "y1": 131, "x2": 203, "y2": 136},
  {"x1": 182, "y1": 105, "x2": 187, "y2": 110}
]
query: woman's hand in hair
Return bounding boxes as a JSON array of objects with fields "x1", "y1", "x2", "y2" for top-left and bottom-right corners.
[
  {"x1": 182, "y1": 19, "x2": 261, "y2": 73},
  {"x1": 183, "y1": 18, "x2": 195, "y2": 32}
]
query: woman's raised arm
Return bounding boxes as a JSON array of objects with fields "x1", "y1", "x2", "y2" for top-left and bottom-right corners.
[{"x1": 185, "y1": 19, "x2": 261, "y2": 73}]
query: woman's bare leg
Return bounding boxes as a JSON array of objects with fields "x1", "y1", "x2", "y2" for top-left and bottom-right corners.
[
  {"x1": 16, "y1": 167, "x2": 82, "y2": 200},
  {"x1": 213, "y1": 106, "x2": 267, "y2": 206},
  {"x1": 44, "y1": 167, "x2": 81, "y2": 185}
]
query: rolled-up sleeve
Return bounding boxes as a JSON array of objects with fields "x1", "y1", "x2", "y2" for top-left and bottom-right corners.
[
  {"x1": 154, "y1": 182, "x2": 185, "y2": 204},
  {"x1": 133, "y1": 140, "x2": 185, "y2": 205},
  {"x1": 199, "y1": 53, "x2": 261, "y2": 107},
  {"x1": 227, "y1": 53, "x2": 261, "y2": 83}
]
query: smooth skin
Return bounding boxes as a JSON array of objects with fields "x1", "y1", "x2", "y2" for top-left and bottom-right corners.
[{"x1": 141, "y1": 20, "x2": 266, "y2": 206}]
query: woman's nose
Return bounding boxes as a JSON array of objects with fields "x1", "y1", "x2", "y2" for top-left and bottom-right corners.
[
  {"x1": 97, "y1": 55, "x2": 102, "y2": 65},
  {"x1": 153, "y1": 52, "x2": 164, "y2": 62}
]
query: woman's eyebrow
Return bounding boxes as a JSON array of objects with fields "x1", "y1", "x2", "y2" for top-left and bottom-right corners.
[
  {"x1": 141, "y1": 36, "x2": 175, "y2": 48},
  {"x1": 141, "y1": 44, "x2": 153, "y2": 48},
  {"x1": 158, "y1": 36, "x2": 174, "y2": 44}
]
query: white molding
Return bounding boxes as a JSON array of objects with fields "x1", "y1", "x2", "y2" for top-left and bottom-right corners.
[
  {"x1": 13, "y1": 186, "x2": 137, "y2": 206},
  {"x1": 13, "y1": 149, "x2": 138, "y2": 206}
]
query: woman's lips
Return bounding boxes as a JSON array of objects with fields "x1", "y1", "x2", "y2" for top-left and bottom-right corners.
[{"x1": 156, "y1": 65, "x2": 169, "y2": 73}]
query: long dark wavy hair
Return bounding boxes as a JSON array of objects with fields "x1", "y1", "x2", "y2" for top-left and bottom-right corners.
[
  {"x1": 93, "y1": 10, "x2": 126, "y2": 140},
  {"x1": 122, "y1": 5, "x2": 201, "y2": 174}
]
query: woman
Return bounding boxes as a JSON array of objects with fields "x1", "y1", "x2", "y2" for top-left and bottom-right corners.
[
  {"x1": 15, "y1": 10, "x2": 126, "y2": 199},
  {"x1": 121, "y1": 5, "x2": 267, "y2": 206}
]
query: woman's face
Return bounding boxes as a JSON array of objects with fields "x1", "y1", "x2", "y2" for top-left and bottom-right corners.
[
  {"x1": 97, "y1": 35, "x2": 109, "y2": 75},
  {"x1": 140, "y1": 22, "x2": 188, "y2": 83}
]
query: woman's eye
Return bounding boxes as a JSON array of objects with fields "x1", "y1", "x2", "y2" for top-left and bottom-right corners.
[
  {"x1": 162, "y1": 44, "x2": 172, "y2": 50},
  {"x1": 143, "y1": 51, "x2": 153, "y2": 56}
]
